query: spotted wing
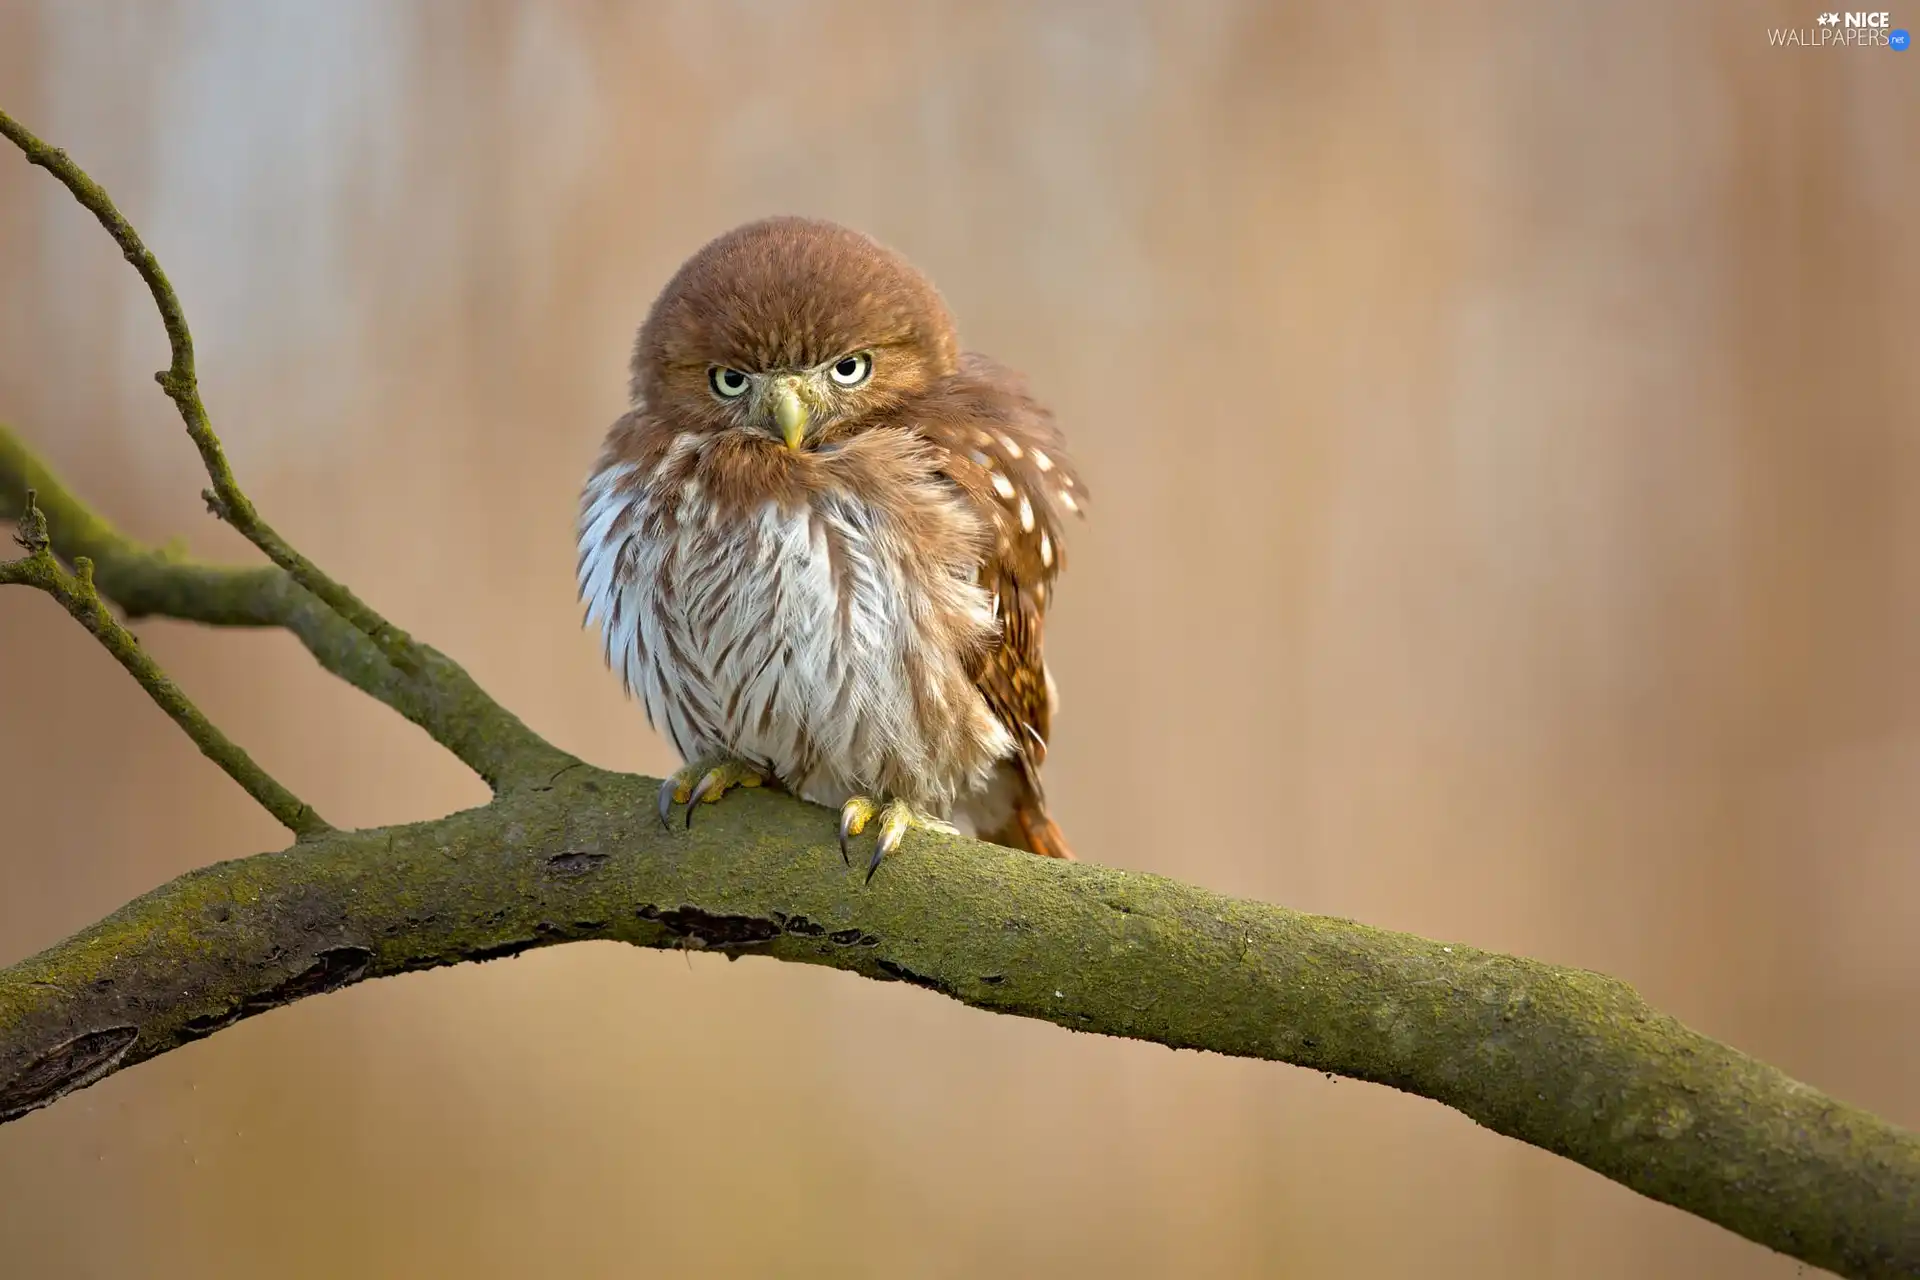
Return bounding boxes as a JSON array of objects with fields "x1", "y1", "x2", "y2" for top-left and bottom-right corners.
[{"x1": 917, "y1": 354, "x2": 1086, "y2": 790}]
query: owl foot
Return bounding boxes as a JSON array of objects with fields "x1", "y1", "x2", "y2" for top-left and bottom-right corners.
[
  {"x1": 658, "y1": 756, "x2": 764, "y2": 830},
  {"x1": 838, "y1": 796, "x2": 958, "y2": 884}
]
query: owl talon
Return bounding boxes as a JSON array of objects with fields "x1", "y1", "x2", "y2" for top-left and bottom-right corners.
[
  {"x1": 658, "y1": 756, "x2": 763, "y2": 830},
  {"x1": 868, "y1": 803, "x2": 913, "y2": 883},
  {"x1": 838, "y1": 796, "x2": 956, "y2": 883},
  {"x1": 838, "y1": 795, "x2": 879, "y2": 866},
  {"x1": 656, "y1": 777, "x2": 680, "y2": 831}
]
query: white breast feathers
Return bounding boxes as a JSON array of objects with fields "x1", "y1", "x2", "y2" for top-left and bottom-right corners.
[{"x1": 576, "y1": 442, "x2": 1014, "y2": 815}]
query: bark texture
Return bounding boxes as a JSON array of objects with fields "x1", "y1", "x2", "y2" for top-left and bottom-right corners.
[{"x1": 0, "y1": 772, "x2": 1916, "y2": 1277}]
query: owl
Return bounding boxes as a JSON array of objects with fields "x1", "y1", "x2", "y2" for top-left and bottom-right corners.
[{"x1": 576, "y1": 217, "x2": 1084, "y2": 879}]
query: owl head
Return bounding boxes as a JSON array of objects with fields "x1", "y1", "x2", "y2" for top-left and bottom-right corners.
[{"x1": 630, "y1": 217, "x2": 960, "y2": 451}]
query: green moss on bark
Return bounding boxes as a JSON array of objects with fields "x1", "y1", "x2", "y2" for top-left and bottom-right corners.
[{"x1": 0, "y1": 771, "x2": 1914, "y2": 1277}]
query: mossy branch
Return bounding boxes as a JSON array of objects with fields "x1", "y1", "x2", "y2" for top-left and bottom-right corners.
[
  {"x1": 2, "y1": 100, "x2": 1918, "y2": 1280},
  {"x1": 1, "y1": 490, "x2": 330, "y2": 838},
  {"x1": 0, "y1": 773, "x2": 1914, "y2": 1278}
]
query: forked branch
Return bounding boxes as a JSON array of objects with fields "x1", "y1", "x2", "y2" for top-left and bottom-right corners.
[
  {"x1": 0, "y1": 110, "x2": 405, "y2": 662},
  {"x1": 0, "y1": 428, "x2": 575, "y2": 791},
  {"x1": 0, "y1": 107, "x2": 569, "y2": 793},
  {"x1": 1, "y1": 492, "x2": 330, "y2": 838}
]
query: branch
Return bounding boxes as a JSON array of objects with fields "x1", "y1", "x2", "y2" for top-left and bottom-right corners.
[
  {"x1": 1, "y1": 491, "x2": 330, "y2": 838},
  {"x1": 0, "y1": 111, "x2": 391, "y2": 650},
  {"x1": 0, "y1": 773, "x2": 1913, "y2": 1278},
  {"x1": 0, "y1": 109, "x2": 568, "y2": 793},
  {"x1": 0, "y1": 427, "x2": 577, "y2": 790}
]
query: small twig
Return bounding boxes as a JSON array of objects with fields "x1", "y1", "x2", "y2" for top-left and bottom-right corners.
[
  {"x1": 2, "y1": 490, "x2": 331, "y2": 839},
  {"x1": 0, "y1": 423, "x2": 577, "y2": 791},
  {"x1": 0, "y1": 110, "x2": 572, "y2": 791},
  {"x1": 0, "y1": 107, "x2": 417, "y2": 673}
]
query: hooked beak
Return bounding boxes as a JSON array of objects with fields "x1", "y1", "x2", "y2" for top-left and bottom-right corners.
[{"x1": 771, "y1": 378, "x2": 808, "y2": 451}]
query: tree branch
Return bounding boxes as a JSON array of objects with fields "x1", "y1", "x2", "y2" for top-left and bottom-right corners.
[
  {"x1": 0, "y1": 426, "x2": 577, "y2": 790},
  {"x1": 0, "y1": 772, "x2": 1912, "y2": 1278},
  {"x1": 3, "y1": 100, "x2": 1917, "y2": 1280},
  {"x1": 0, "y1": 108, "x2": 569, "y2": 793},
  {"x1": 0, "y1": 491, "x2": 330, "y2": 838},
  {"x1": 0, "y1": 111, "x2": 394, "y2": 653}
]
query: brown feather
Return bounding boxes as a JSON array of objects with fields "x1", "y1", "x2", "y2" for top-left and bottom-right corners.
[{"x1": 916, "y1": 357, "x2": 1085, "y2": 859}]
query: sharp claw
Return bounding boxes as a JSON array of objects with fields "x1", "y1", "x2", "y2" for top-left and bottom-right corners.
[
  {"x1": 657, "y1": 777, "x2": 678, "y2": 830},
  {"x1": 867, "y1": 808, "x2": 908, "y2": 884},
  {"x1": 838, "y1": 808, "x2": 857, "y2": 866},
  {"x1": 685, "y1": 770, "x2": 720, "y2": 829}
]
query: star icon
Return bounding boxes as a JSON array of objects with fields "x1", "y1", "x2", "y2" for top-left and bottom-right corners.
[{"x1": 1818, "y1": 11, "x2": 1840, "y2": 24}]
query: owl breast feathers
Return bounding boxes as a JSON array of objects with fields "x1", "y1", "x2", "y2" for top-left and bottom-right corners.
[{"x1": 576, "y1": 217, "x2": 1083, "y2": 859}]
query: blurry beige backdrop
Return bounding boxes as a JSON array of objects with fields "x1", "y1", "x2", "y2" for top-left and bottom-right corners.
[{"x1": 2, "y1": 2, "x2": 1916, "y2": 1276}]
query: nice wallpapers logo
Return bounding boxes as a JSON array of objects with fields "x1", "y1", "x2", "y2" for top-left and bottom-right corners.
[{"x1": 1769, "y1": 11, "x2": 1911, "y2": 47}]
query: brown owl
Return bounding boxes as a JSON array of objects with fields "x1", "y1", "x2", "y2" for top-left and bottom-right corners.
[{"x1": 576, "y1": 217, "x2": 1084, "y2": 879}]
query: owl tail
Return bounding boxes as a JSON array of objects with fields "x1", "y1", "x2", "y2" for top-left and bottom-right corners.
[
  {"x1": 982, "y1": 766, "x2": 1075, "y2": 861},
  {"x1": 1011, "y1": 805, "x2": 1076, "y2": 861}
]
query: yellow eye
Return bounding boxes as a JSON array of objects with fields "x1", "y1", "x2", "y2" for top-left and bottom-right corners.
[
  {"x1": 709, "y1": 366, "x2": 750, "y2": 399},
  {"x1": 828, "y1": 351, "x2": 872, "y2": 387}
]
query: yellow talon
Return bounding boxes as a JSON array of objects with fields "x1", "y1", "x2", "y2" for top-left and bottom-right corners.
[
  {"x1": 838, "y1": 796, "x2": 880, "y2": 861},
  {"x1": 838, "y1": 795, "x2": 957, "y2": 882},
  {"x1": 658, "y1": 756, "x2": 763, "y2": 830},
  {"x1": 876, "y1": 802, "x2": 913, "y2": 856}
]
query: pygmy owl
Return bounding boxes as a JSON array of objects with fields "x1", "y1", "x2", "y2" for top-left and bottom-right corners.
[{"x1": 577, "y1": 217, "x2": 1085, "y2": 879}]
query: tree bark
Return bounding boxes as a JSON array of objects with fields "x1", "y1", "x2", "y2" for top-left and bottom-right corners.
[{"x1": 0, "y1": 771, "x2": 1915, "y2": 1277}]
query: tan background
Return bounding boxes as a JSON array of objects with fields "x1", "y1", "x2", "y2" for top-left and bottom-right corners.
[{"x1": 2, "y1": 2, "x2": 1916, "y2": 1276}]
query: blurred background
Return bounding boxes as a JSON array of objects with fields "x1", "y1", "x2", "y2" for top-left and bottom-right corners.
[{"x1": 1, "y1": 1, "x2": 1916, "y2": 1276}]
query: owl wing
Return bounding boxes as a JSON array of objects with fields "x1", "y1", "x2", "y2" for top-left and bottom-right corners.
[{"x1": 917, "y1": 354, "x2": 1086, "y2": 795}]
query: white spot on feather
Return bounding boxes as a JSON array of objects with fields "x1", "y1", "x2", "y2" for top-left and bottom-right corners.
[
  {"x1": 1039, "y1": 531, "x2": 1053, "y2": 568},
  {"x1": 997, "y1": 433, "x2": 1023, "y2": 459},
  {"x1": 1031, "y1": 449, "x2": 1054, "y2": 473},
  {"x1": 1018, "y1": 495, "x2": 1035, "y2": 532},
  {"x1": 1057, "y1": 488, "x2": 1079, "y2": 513},
  {"x1": 990, "y1": 471, "x2": 1016, "y2": 500}
]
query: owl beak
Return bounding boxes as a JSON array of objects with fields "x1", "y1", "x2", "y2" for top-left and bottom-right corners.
[{"x1": 771, "y1": 378, "x2": 808, "y2": 451}]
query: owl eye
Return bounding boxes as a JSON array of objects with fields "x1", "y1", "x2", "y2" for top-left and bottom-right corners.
[
  {"x1": 828, "y1": 352, "x2": 873, "y2": 387},
  {"x1": 709, "y1": 366, "x2": 750, "y2": 399}
]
